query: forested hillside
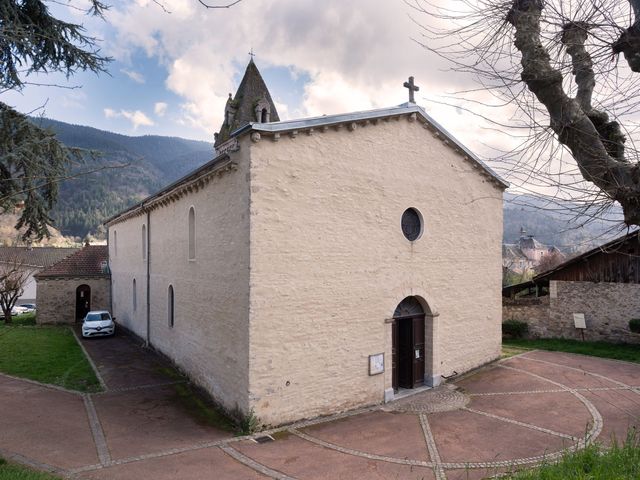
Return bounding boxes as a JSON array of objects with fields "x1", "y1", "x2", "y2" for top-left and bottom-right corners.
[{"x1": 33, "y1": 118, "x2": 213, "y2": 238}]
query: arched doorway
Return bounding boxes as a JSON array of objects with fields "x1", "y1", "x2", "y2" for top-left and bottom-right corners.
[
  {"x1": 392, "y1": 296, "x2": 426, "y2": 391},
  {"x1": 76, "y1": 284, "x2": 91, "y2": 321}
]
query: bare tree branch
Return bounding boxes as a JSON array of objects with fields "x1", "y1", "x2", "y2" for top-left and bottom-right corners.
[
  {"x1": 507, "y1": 0, "x2": 640, "y2": 225},
  {"x1": 197, "y1": 0, "x2": 244, "y2": 9}
]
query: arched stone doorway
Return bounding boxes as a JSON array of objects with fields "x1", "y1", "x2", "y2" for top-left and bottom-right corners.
[
  {"x1": 75, "y1": 284, "x2": 91, "y2": 321},
  {"x1": 392, "y1": 296, "x2": 427, "y2": 391}
]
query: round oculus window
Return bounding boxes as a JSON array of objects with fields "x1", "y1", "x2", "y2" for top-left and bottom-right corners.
[{"x1": 401, "y1": 208, "x2": 422, "y2": 241}]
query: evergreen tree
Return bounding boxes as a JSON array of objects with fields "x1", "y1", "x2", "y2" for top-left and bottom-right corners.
[{"x1": 0, "y1": 0, "x2": 110, "y2": 240}]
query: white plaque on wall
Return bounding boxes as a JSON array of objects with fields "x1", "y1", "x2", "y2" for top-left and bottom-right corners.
[
  {"x1": 573, "y1": 313, "x2": 587, "y2": 329},
  {"x1": 369, "y1": 353, "x2": 384, "y2": 376}
]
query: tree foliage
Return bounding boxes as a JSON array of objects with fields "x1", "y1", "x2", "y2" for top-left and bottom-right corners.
[
  {"x1": 0, "y1": 0, "x2": 110, "y2": 240},
  {"x1": 0, "y1": 104, "x2": 72, "y2": 239},
  {"x1": 413, "y1": 0, "x2": 640, "y2": 228}
]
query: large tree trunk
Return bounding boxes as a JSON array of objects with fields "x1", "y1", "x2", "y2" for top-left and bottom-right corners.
[
  {"x1": 2, "y1": 306, "x2": 12, "y2": 325},
  {"x1": 508, "y1": 0, "x2": 640, "y2": 226},
  {"x1": 613, "y1": 0, "x2": 640, "y2": 72}
]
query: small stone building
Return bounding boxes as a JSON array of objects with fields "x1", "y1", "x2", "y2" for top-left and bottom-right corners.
[
  {"x1": 35, "y1": 245, "x2": 111, "y2": 324},
  {"x1": 107, "y1": 60, "x2": 507, "y2": 425}
]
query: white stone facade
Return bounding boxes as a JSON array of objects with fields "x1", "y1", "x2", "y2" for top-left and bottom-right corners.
[{"x1": 108, "y1": 112, "x2": 504, "y2": 425}]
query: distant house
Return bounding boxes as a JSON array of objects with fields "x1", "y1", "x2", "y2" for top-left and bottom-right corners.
[
  {"x1": 34, "y1": 245, "x2": 110, "y2": 323},
  {"x1": 502, "y1": 228, "x2": 564, "y2": 274},
  {"x1": 503, "y1": 230, "x2": 640, "y2": 343},
  {"x1": 0, "y1": 247, "x2": 79, "y2": 305}
]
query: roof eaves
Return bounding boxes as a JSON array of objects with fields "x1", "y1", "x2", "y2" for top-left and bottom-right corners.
[
  {"x1": 231, "y1": 103, "x2": 509, "y2": 189},
  {"x1": 532, "y1": 229, "x2": 640, "y2": 281},
  {"x1": 104, "y1": 153, "x2": 233, "y2": 226}
]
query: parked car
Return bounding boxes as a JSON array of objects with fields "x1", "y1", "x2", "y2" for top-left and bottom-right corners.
[
  {"x1": 19, "y1": 303, "x2": 36, "y2": 313},
  {"x1": 10, "y1": 305, "x2": 28, "y2": 316},
  {"x1": 81, "y1": 311, "x2": 116, "y2": 338}
]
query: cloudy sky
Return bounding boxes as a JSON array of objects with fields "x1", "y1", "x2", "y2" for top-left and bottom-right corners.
[{"x1": 4, "y1": 0, "x2": 489, "y2": 147}]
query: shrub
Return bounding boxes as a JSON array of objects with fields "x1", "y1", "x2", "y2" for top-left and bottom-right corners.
[
  {"x1": 502, "y1": 319, "x2": 529, "y2": 339},
  {"x1": 231, "y1": 406, "x2": 261, "y2": 435},
  {"x1": 630, "y1": 319, "x2": 640, "y2": 334}
]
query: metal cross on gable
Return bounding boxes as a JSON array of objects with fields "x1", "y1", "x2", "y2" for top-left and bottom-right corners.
[
  {"x1": 248, "y1": 48, "x2": 256, "y2": 59},
  {"x1": 403, "y1": 76, "x2": 420, "y2": 104}
]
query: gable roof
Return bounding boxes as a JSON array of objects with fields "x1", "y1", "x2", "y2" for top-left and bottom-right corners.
[
  {"x1": 35, "y1": 245, "x2": 109, "y2": 279},
  {"x1": 234, "y1": 103, "x2": 508, "y2": 189},
  {"x1": 531, "y1": 229, "x2": 640, "y2": 282},
  {"x1": 0, "y1": 247, "x2": 79, "y2": 269},
  {"x1": 106, "y1": 102, "x2": 508, "y2": 227},
  {"x1": 215, "y1": 60, "x2": 280, "y2": 148}
]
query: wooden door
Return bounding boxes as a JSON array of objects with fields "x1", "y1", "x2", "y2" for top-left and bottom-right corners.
[
  {"x1": 398, "y1": 318, "x2": 413, "y2": 389},
  {"x1": 412, "y1": 315, "x2": 425, "y2": 388},
  {"x1": 392, "y1": 320, "x2": 398, "y2": 391},
  {"x1": 75, "y1": 285, "x2": 91, "y2": 321}
]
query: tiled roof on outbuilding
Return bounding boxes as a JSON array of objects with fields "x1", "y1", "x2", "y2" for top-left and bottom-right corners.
[
  {"x1": 0, "y1": 246, "x2": 79, "y2": 268},
  {"x1": 35, "y1": 245, "x2": 109, "y2": 278}
]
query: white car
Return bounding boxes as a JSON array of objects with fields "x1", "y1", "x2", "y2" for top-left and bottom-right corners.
[
  {"x1": 19, "y1": 303, "x2": 36, "y2": 313},
  {"x1": 11, "y1": 305, "x2": 28, "y2": 315},
  {"x1": 82, "y1": 311, "x2": 116, "y2": 338}
]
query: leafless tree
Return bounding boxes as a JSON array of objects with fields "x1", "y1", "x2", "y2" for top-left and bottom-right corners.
[
  {"x1": 535, "y1": 250, "x2": 565, "y2": 273},
  {"x1": 0, "y1": 257, "x2": 31, "y2": 324},
  {"x1": 411, "y1": 0, "x2": 640, "y2": 229}
]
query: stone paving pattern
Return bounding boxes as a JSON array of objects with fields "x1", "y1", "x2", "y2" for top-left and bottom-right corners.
[{"x1": 0, "y1": 332, "x2": 639, "y2": 479}]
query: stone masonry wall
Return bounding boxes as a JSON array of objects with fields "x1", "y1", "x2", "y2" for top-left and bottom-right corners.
[
  {"x1": 36, "y1": 277, "x2": 111, "y2": 324},
  {"x1": 108, "y1": 140, "x2": 252, "y2": 415},
  {"x1": 549, "y1": 281, "x2": 640, "y2": 344},
  {"x1": 502, "y1": 281, "x2": 640, "y2": 344},
  {"x1": 503, "y1": 297, "x2": 550, "y2": 338},
  {"x1": 249, "y1": 116, "x2": 504, "y2": 425}
]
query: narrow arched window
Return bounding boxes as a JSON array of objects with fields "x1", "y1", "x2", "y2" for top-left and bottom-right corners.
[
  {"x1": 261, "y1": 108, "x2": 268, "y2": 122},
  {"x1": 142, "y1": 224, "x2": 147, "y2": 260},
  {"x1": 168, "y1": 285, "x2": 175, "y2": 328},
  {"x1": 188, "y1": 207, "x2": 196, "y2": 260},
  {"x1": 133, "y1": 278, "x2": 137, "y2": 311},
  {"x1": 113, "y1": 230, "x2": 118, "y2": 256}
]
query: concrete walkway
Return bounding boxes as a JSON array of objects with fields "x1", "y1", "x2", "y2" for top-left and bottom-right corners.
[{"x1": 1, "y1": 334, "x2": 639, "y2": 480}]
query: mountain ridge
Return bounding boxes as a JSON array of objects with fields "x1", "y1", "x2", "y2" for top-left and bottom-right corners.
[{"x1": 32, "y1": 117, "x2": 214, "y2": 238}]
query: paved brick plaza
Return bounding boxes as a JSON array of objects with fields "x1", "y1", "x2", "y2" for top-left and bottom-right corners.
[{"x1": 1, "y1": 333, "x2": 638, "y2": 480}]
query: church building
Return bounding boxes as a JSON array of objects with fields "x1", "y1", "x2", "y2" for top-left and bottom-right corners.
[{"x1": 106, "y1": 60, "x2": 507, "y2": 425}]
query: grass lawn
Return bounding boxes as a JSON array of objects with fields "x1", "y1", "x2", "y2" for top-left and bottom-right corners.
[
  {"x1": 0, "y1": 314, "x2": 101, "y2": 392},
  {"x1": 0, "y1": 458, "x2": 62, "y2": 480},
  {"x1": 504, "y1": 433, "x2": 640, "y2": 479},
  {"x1": 502, "y1": 338, "x2": 640, "y2": 364}
]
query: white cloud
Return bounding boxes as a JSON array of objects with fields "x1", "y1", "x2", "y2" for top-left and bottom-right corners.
[
  {"x1": 102, "y1": 0, "x2": 528, "y2": 152},
  {"x1": 104, "y1": 108, "x2": 155, "y2": 129},
  {"x1": 154, "y1": 102, "x2": 168, "y2": 116},
  {"x1": 105, "y1": 0, "x2": 450, "y2": 134},
  {"x1": 121, "y1": 69, "x2": 146, "y2": 84}
]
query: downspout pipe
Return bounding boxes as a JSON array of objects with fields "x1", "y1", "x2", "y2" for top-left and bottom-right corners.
[{"x1": 146, "y1": 209, "x2": 151, "y2": 347}]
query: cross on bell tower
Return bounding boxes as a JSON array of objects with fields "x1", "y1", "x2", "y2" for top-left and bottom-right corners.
[{"x1": 403, "y1": 76, "x2": 420, "y2": 104}]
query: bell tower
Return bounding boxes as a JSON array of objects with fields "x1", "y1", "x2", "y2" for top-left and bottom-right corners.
[{"x1": 214, "y1": 58, "x2": 280, "y2": 152}]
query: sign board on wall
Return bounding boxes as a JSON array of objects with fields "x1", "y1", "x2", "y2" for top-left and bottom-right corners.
[
  {"x1": 573, "y1": 313, "x2": 587, "y2": 329},
  {"x1": 369, "y1": 353, "x2": 384, "y2": 375}
]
